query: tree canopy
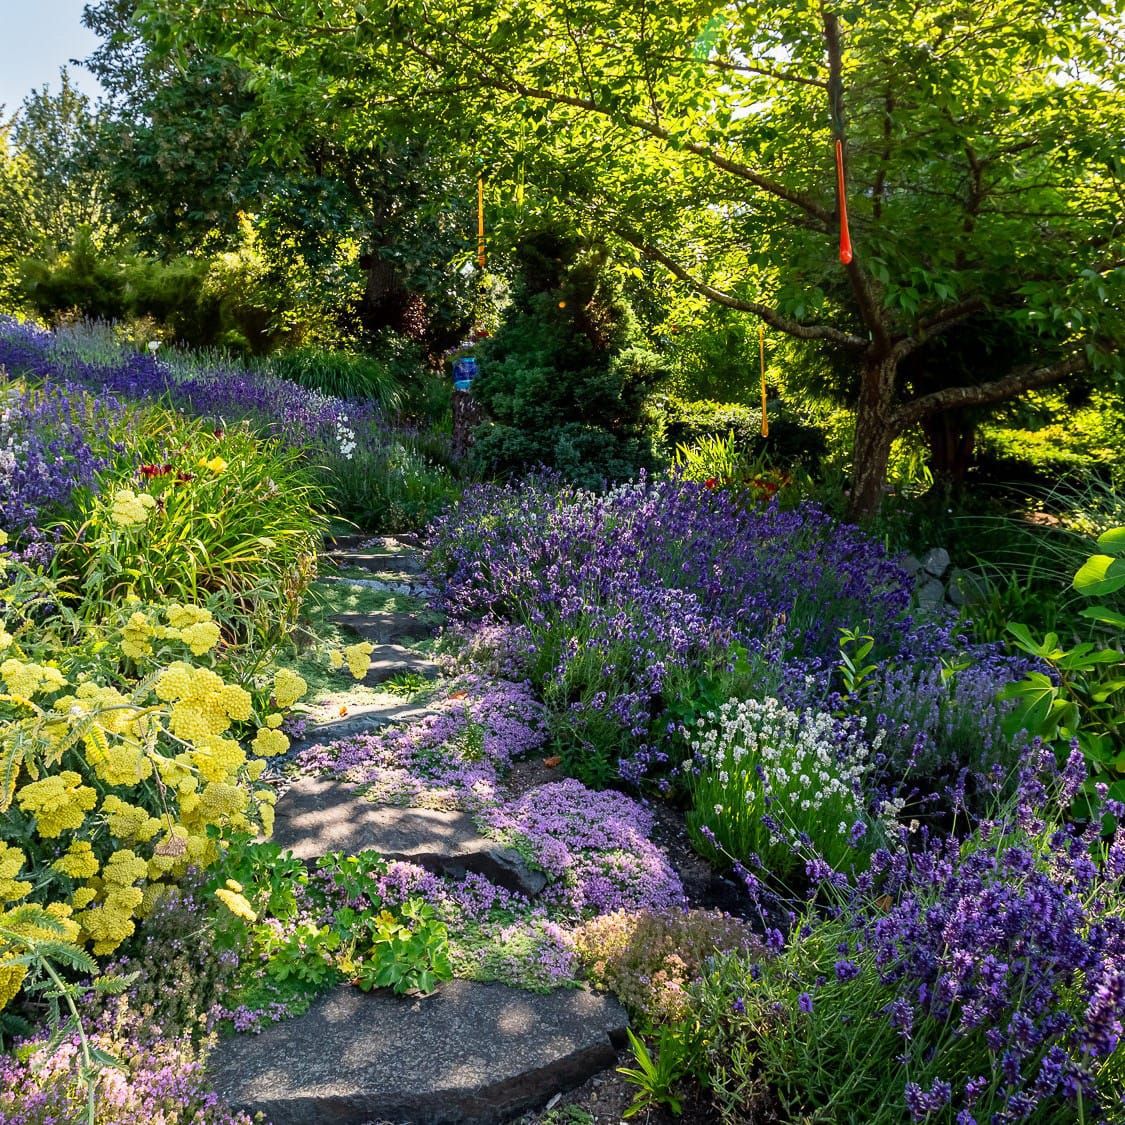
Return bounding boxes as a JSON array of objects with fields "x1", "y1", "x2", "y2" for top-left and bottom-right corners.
[{"x1": 83, "y1": 2, "x2": 1125, "y2": 509}]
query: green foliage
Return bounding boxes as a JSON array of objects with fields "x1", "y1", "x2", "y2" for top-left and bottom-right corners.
[
  {"x1": 139, "y1": 0, "x2": 1125, "y2": 511},
  {"x1": 469, "y1": 235, "x2": 664, "y2": 488},
  {"x1": 1001, "y1": 528, "x2": 1125, "y2": 788},
  {"x1": 658, "y1": 394, "x2": 827, "y2": 471},
  {"x1": 321, "y1": 439, "x2": 461, "y2": 533},
  {"x1": 51, "y1": 409, "x2": 327, "y2": 648},
  {"x1": 617, "y1": 1027, "x2": 689, "y2": 1119},
  {"x1": 20, "y1": 228, "x2": 287, "y2": 353},
  {"x1": 207, "y1": 845, "x2": 453, "y2": 1014},
  {"x1": 267, "y1": 346, "x2": 403, "y2": 410}
]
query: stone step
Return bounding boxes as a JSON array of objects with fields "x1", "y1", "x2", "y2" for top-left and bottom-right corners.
[
  {"x1": 321, "y1": 574, "x2": 430, "y2": 599},
  {"x1": 293, "y1": 701, "x2": 441, "y2": 748},
  {"x1": 332, "y1": 609, "x2": 439, "y2": 646},
  {"x1": 363, "y1": 643, "x2": 440, "y2": 686},
  {"x1": 272, "y1": 776, "x2": 547, "y2": 897},
  {"x1": 326, "y1": 550, "x2": 425, "y2": 576},
  {"x1": 210, "y1": 980, "x2": 627, "y2": 1125}
]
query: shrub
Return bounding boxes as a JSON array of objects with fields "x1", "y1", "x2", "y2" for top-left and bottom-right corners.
[
  {"x1": 468, "y1": 234, "x2": 664, "y2": 487},
  {"x1": 267, "y1": 345, "x2": 403, "y2": 411},
  {"x1": 573, "y1": 909, "x2": 760, "y2": 1026}
]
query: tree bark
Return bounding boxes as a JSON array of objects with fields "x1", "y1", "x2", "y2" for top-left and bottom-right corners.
[
  {"x1": 847, "y1": 355, "x2": 898, "y2": 521},
  {"x1": 921, "y1": 408, "x2": 976, "y2": 485}
]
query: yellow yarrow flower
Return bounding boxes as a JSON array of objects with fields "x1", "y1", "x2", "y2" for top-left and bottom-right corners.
[
  {"x1": 102, "y1": 849, "x2": 148, "y2": 887},
  {"x1": 265, "y1": 712, "x2": 284, "y2": 729},
  {"x1": 272, "y1": 668, "x2": 307, "y2": 709},
  {"x1": 215, "y1": 886, "x2": 256, "y2": 922},
  {"x1": 344, "y1": 642, "x2": 374, "y2": 681},
  {"x1": 251, "y1": 727, "x2": 289, "y2": 758},
  {"x1": 16, "y1": 772, "x2": 97, "y2": 838},
  {"x1": 328, "y1": 650, "x2": 344, "y2": 670},
  {"x1": 101, "y1": 795, "x2": 162, "y2": 842},
  {"x1": 166, "y1": 604, "x2": 212, "y2": 630},
  {"x1": 0, "y1": 843, "x2": 31, "y2": 902},
  {"x1": 0, "y1": 628, "x2": 12, "y2": 652},
  {"x1": 180, "y1": 620, "x2": 221, "y2": 655},
  {"x1": 0, "y1": 658, "x2": 66, "y2": 700},
  {"x1": 121, "y1": 611, "x2": 154, "y2": 659},
  {"x1": 109, "y1": 488, "x2": 157, "y2": 528},
  {"x1": 52, "y1": 840, "x2": 100, "y2": 879}
]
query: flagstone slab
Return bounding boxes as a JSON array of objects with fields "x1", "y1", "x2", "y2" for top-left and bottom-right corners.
[
  {"x1": 362, "y1": 643, "x2": 441, "y2": 685},
  {"x1": 272, "y1": 776, "x2": 546, "y2": 896},
  {"x1": 332, "y1": 609, "x2": 438, "y2": 645},
  {"x1": 210, "y1": 980, "x2": 627, "y2": 1125}
]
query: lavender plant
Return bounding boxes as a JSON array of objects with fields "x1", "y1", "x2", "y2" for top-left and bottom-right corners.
[
  {"x1": 684, "y1": 697, "x2": 877, "y2": 877},
  {"x1": 690, "y1": 745, "x2": 1125, "y2": 1124}
]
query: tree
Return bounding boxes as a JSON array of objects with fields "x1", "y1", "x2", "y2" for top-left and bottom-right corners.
[
  {"x1": 135, "y1": 0, "x2": 1124, "y2": 515},
  {"x1": 84, "y1": 0, "x2": 485, "y2": 350},
  {"x1": 12, "y1": 70, "x2": 111, "y2": 249}
]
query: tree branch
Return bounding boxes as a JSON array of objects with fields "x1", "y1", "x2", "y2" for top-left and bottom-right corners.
[
  {"x1": 614, "y1": 228, "x2": 868, "y2": 348},
  {"x1": 891, "y1": 352, "x2": 1088, "y2": 428}
]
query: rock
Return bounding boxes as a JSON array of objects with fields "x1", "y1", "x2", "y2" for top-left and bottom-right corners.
[
  {"x1": 916, "y1": 578, "x2": 946, "y2": 610},
  {"x1": 947, "y1": 567, "x2": 989, "y2": 608},
  {"x1": 332, "y1": 610, "x2": 438, "y2": 645},
  {"x1": 210, "y1": 980, "x2": 627, "y2": 1125},
  {"x1": 900, "y1": 553, "x2": 922, "y2": 577},
  {"x1": 293, "y1": 701, "x2": 442, "y2": 748},
  {"x1": 272, "y1": 777, "x2": 547, "y2": 896},
  {"x1": 920, "y1": 547, "x2": 951, "y2": 579},
  {"x1": 327, "y1": 551, "x2": 426, "y2": 576},
  {"x1": 362, "y1": 643, "x2": 440, "y2": 686}
]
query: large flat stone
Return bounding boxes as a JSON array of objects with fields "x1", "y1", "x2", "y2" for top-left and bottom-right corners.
[
  {"x1": 210, "y1": 980, "x2": 627, "y2": 1125},
  {"x1": 363, "y1": 643, "x2": 440, "y2": 685},
  {"x1": 273, "y1": 777, "x2": 546, "y2": 896},
  {"x1": 294, "y1": 702, "x2": 442, "y2": 747},
  {"x1": 332, "y1": 610, "x2": 437, "y2": 645},
  {"x1": 327, "y1": 550, "x2": 425, "y2": 576}
]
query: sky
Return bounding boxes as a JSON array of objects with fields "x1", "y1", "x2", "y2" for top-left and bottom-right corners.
[{"x1": 0, "y1": 0, "x2": 104, "y2": 117}]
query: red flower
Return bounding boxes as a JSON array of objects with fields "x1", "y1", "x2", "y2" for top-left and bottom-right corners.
[
  {"x1": 139, "y1": 463, "x2": 173, "y2": 479},
  {"x1": 704, "y1": 478, "x2": 718, "y2": 490},
  {"x1": 176, "y1": 471, "x2": 195, "y2": 483},
  {"x1": 213, "y1": 429, "x2": 225, "y2": 440}
]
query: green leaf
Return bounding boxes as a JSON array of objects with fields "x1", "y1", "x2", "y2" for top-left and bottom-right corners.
[
  {"x1": 1096, "y1": 528, "x2": 1125, "y2": 556},
  {"x1": 1074, "y1": 555, "x2": 1125, "y2": 598}
]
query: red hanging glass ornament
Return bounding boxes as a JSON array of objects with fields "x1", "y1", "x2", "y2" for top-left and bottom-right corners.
[{"x1": 835, "y1": 139, "x2": 853, "y2": 265}]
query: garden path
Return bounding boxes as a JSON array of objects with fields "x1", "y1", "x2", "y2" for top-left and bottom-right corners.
[{"x1": 211, "y1": 537, "x2": 630, "y2": 1124}]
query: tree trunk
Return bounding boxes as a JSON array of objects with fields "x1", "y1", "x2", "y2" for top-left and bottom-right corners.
[
  {"x1": 847, "y1": 356, "x2": 898, "y2": 521},
  {"x1": 921, "y1": 408, "x2": 976, "y2": 486}
]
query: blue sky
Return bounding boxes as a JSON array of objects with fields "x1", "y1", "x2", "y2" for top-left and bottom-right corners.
[{"x1": 0, "y1": 0, "x2": 104, "y2": 116}]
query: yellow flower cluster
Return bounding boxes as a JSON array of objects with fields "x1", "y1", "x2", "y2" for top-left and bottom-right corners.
[
  {"x1": 0, "y1": 842, "x2": 31, "y2": 902},
  {"x1": 16, "y1": 772, "x2": 98, "y2": 838},
  {"x1": 1, "y1": 658, "x2": 66, "y2": 700},
  {"x1": 121, "y1": 604, "x2": 223, "y2": 660},
  {"x1": 251, "y1": 726, "x2": 289, "y2": 758},
  {"x1": 0, "y1": 580, "x2": 306, "y2": 1001},
  {"x1": 272, "y1": 667, "x2": 307, "y2": 710},
  {"x1": 197, "y1": 455, "x2": 228, "y2": 474},
  {"x1": 344, "y1": 642, "x2": 375, "y2": 680},
  {"x1": 215, "y1": 879, "x2": 257, "y2": 922},
  {"x1": 109, "y1": 489, "x2": 157, "y2": 528}
]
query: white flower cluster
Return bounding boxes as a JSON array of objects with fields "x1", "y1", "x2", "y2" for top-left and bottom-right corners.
[
  {"x1": 691, "y1": 696, "x2": 877, "y2": 823},
  {"x1": 335, "y1": 414, "x2": 357, "y2": 459}
]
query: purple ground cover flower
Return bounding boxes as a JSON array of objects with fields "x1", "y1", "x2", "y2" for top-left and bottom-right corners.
[
  {"x1": 0, "y1": 1002, "x2": 253, "y2": 1125},
  {"x1": 297, "y1": 675, "x2": 548, "y2": 808},
  {"x1": 486, "y1": 779, "x2": 685, "y2": 914}
]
